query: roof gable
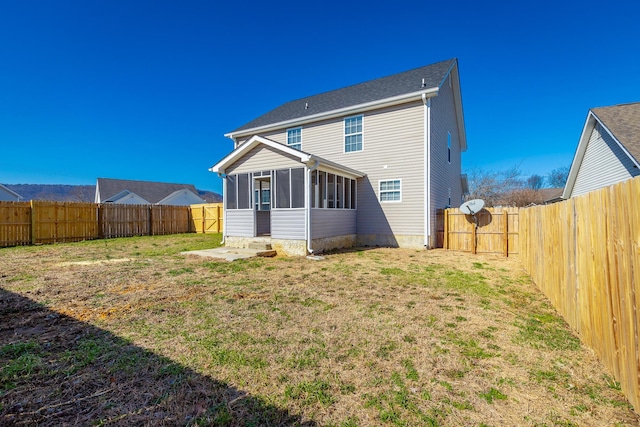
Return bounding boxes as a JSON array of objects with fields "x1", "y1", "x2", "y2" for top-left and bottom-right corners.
[
  {"x1": 210, "y1": 135, "x2": 364, "y2": 179},
  {"x1": 227, "y1": 59, "x2": 458, "y2": 137},
  {"x1": 0, "y1": 184, "x2": 22, "y2": 200},
  {"x1": 105, "y1": 190, "x2": 150, "y2": 204},
  {"x1": 563, "y1": 103, "x2": 640, "y2": 198},
  {"x1": 96, "y1": 178, "x2": 200, "y2": 204}
]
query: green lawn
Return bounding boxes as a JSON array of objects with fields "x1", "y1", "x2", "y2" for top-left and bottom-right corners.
[{"x1": 0, "y1": 234, "x2": 636, "y2": 426}]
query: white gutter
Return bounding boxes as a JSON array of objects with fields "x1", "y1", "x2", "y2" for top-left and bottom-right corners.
[
  {"x1": 422, "y1": 93, "x2": 431, "y2": 248},
  {"x1": 226, "y1": 87, "x2": 440, "y2": 140},
  {"x1": 218, "y1": 173, "x2": 227, "y2": 245},
  {"x1": 306, "y1": 160, "x2": 320, "y2": 254}
]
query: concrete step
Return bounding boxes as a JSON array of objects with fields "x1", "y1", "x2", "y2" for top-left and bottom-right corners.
[{"x1": 248, "y1": 242, "x2": 272, "y2": 250}]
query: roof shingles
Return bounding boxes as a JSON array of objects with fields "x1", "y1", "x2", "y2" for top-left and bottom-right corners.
[
  {"x1": 230, "y1": 58, "x2": 456, "y2": 133},
  {"x1": 592, "y1": 102, "x2": 640, "y2": 163},
  {"x1": 97, "y1": 178, "x2": 200, "y2": 204}
]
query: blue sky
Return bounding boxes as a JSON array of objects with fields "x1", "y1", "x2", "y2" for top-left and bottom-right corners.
[{"x1": 1, "y1": 1, "x2": 639, "y2": 194}]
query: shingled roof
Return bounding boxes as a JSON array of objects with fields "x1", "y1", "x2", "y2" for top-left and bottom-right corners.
[
  {"x1": 228, "y1": 58, "x2": 457, "y2": 134},
  {"x1": 591, "y1": 102, "x2": 640, "y2": 162},
  {"x1": 96, "y1": 178, "x2": 200, "y2": 204}
]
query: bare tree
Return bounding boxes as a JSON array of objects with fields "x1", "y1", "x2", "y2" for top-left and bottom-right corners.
[
  {"x1": 526, "y1": 174, "x2": 544, "y2": 190},
  {"x1": 547, "y1": 166, "x2": 570, "y2": 188},
  {"x1": 465, "y1": 165, "x2": 525, "y2": 207}
]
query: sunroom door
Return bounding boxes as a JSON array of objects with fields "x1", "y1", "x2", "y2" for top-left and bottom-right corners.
[{"x1": 254, "y1": 176, "x2": 271, "y2": 236}]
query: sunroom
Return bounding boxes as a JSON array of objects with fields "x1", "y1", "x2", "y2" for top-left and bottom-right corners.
[{"x1": 210, "y1": 135, "x2": 365, "y2": 256}]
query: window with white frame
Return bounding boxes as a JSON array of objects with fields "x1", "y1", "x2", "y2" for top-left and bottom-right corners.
[
  {"x1": 287, "y1": 127, "x2": 302, "y2": 150},
  {"x1": 379, "y1": 179, "x2": 401, "y2": 202},
  {"x1": 344, "y1": 115, "x2": 363, "y2": 152}
]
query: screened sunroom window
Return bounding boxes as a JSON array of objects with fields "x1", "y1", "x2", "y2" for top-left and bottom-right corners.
[{"x1": 226, "y1": 173, "x2": 251, "y2": 209}]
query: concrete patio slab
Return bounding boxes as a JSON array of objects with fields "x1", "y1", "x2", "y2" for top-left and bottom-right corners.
[{"x1": 181, "y1": 247, "x2": 276, "y2": 262}]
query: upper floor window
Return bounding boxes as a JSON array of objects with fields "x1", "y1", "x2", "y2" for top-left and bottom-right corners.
[
  {"x1": 287, "y1": 127, "x2": 302, "y2": 151},
  {"x1": 447, "y1": 132, "x2": 451, "y2": 164},
  {"x1": 379, "y1": 179, "x2": 401, "y2": 202},
  {"x1": 344, "y1": 115, "x2": 363, "y2": 152}
]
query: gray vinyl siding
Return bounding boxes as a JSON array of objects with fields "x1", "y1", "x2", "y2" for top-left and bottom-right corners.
[
  {"x1": 255, "y1": 102, "x2": 425, "y2": 241},
  {"x1": 226, "y1": 209, "x2": 254, "y2": 237},
  {"x1": 429, "y1": 75, "x2": 463, "y2": 245},
  {"x1": 271, "y1": 209, "x2": 306, "y2": 239},
  {"x1": 311, "y1": 209, "x2": 356, "y2": 239},
  {"x1": 572, "y1": 123, "x2": 640, "y2": 197},
  {"x1": 226, "y1": 145, "x2": 301, "y2": 175}
]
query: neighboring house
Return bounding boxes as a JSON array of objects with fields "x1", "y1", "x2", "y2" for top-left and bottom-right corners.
[
  {"x1": 563, "y1": 102, "x2": 640, "y2": 198},
  {"x1": 211, "y1": 58, "x2": 467, "y2": 255},
  {"x1": 0, "y1": 184, "x2": 23, "y2": 201},
  {"x1": 95, "y1": 178, "x2": 206, "y2": 205},
  {"x1": 540, "y1": 188, "x2": 564, "y2": 204}
]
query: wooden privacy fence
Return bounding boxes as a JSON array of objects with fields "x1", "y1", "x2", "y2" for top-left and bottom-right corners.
[
  {"x1": 520, "y1": 177, "x2": 640, "y2": 412},
  {"x1": 0, "y1": 201, "x2": 223, "y2": 247},
  {"x1": 440, "y1": 207, "x2": 519, "y2": 256}
]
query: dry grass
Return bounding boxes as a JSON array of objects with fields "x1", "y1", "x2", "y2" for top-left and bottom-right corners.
[{"x1": 0, "y1": 234, "x2": 637, "y2": 426}]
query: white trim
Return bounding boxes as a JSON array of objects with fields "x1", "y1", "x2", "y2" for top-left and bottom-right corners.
[
  {"x1": 225, "y1": 88, "x2": 439, "y2": 140},
  {"x1": 424, "y1": 96, "x2": 432, "y2": 247},
  {"x1": 378, "y1": 179, "x2": 402, "y2": 203},
  {"x1": 343, "y1": 114, "x2": 364, "y2": 154}
]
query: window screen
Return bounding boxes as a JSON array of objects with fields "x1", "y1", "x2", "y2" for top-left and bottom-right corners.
[
  {"x1": 226, "y1": 175, "x2": 237, "y2": 209},
  {"x1": 291, "y1": 168, "x2": 305, "y2": 208},
  {"x1": 276, "y1": 169, "x2": 290, "y2": 208}
]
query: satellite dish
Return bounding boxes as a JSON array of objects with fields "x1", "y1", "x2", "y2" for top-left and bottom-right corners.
[{"x1": 460, "y1": 199, "x2": 485, "y2": 215}]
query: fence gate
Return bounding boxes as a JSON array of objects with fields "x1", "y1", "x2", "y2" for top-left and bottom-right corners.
[{"x1": 190, "y1": 203, "x2": 223, "y2": 234}]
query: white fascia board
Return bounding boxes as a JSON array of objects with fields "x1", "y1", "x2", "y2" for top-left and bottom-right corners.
[
  {"x1": 440, "y1": 61, "x2": 467, "y2": 152},
  {"x1": 309, "y1": 156, "x2": 365, "y2": 180},
  {"x1": 225, "y1": 88, "x2": 440, "y2": 140},
  {"x1": 563, "y1": 112, "x2": 595, "y2": 199},
  {"x1": 210, "y1": 135, "x2": 311, "y2": 174}
]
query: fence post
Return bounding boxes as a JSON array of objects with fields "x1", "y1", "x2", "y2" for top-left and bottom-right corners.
[
  {"x1": 503, "y1": 210, "x2": 509, "y2": 257},
  {"x1": 149, "y1": 206, "x2": 153, "y2": 236},
  {"x1": 443, "y1": 209, "x2": 449, "y2": 249},
  {"x1": 30, "y1": 200, "x2": 36, "y2": 245},
  {"x1": 217, "y1": 204, "x2": 222, "y2": 233},
  {"x1": 471, "y1": 221, "x2": 477, "y2": 254}
]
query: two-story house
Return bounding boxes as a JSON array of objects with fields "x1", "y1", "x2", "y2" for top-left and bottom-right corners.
[{"x1": 211, "y1": 58, "x2": 467, "y2": 256}]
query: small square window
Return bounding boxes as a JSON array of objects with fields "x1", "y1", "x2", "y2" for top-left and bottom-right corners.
[
  {"x1": 287, "y1": 127, "x2": 302, "y2": 150},
  {"x1": 379, "y1": 179, "x2": 401, "y2": 202}
]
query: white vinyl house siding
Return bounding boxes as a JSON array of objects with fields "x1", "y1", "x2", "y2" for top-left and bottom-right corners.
[
  {"x1": 571, "y1": 123, "x2": 640, "y2": 197},
  {"x1": 311, "y1": 209, "x2": 356, "y2": 239},
  {"x1": 429, "y1": 75, "x2": 463, "y2": 244},
  {"x1": 225, "y1": 145, "x2": 301, "y2": 175},
  {"x1": 271, "y1": 209, "x2": 306, "y2": 239},
  {"x1": 304, "y1": 103, "x2": 425, "y2": 239},
  {"x1": 226, "y1": 210, "x2": 254, "y2": 237}
]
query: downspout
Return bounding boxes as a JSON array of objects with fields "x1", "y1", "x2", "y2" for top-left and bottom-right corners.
[
  {"x1": 306, "y1": 160, "x2": 320, "y2": 254},
  {"x1": 218, "y1": 173, "x2": 227, "y2": 245},
  {"x1": 422, "y1": 93, "x2": 431, "y2": 248}
]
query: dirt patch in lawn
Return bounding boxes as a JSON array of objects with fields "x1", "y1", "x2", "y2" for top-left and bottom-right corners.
[{"x1": 1, "y1": 234, "x2": 638, "y2": 426}]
